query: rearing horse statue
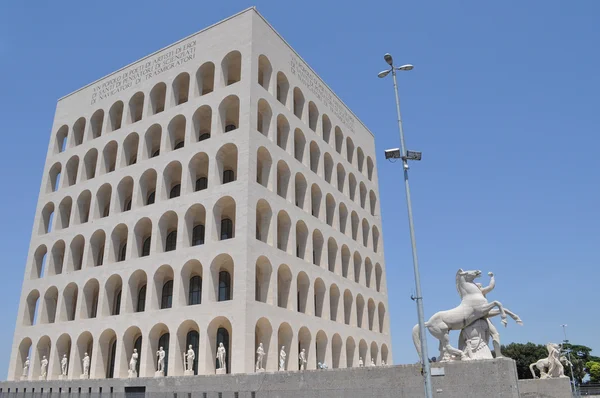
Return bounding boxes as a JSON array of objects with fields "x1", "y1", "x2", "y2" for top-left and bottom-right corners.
[{"x1": 412, "y1": 269, "x2": 523, "y2": 361}]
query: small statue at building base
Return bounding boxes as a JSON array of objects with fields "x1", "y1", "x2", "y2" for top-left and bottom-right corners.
[
  {"x1": 155, "y1": 346, "x2": 165, "y2": 377},
  {"x1": 58, "y1": 354, "x2": 68, "y2": 379},
  {"x1": 184, "y1": 345, "x2": 195, "y2": 376},
  {"x1": 216, "y1": 342, "x2": 227, "y2": 374},
  {"x1": 298, "y1": 349, "x2": 307, "y2": 370},
  {"x1": 128, "y1": 349, "x2": 138, "y2": 378},
  {"x1": 39, "y1": 356, "x2": 48, "y2": 380},
  {"x1": 21, "y1": 356, "x2": 30, "y2": 380},
  {"x1": 279, "y1": 346, "x2": 286, "y2": 371},
  {"x1": 358, "y1": 357, "x2": 364, "y2": 367},
  {"x1": 529, "y1": 343, "x2": 572, "y2": 379},
  {"x1": 80, "y1": 352, "x2": 90, "y2": 379},
  {"x1": 255, "y1": 343, "x2": 265, "y2": 372}
]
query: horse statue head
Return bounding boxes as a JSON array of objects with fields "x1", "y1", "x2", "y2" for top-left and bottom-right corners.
[{"x1": 456, "y1": 269, "x2": 482, "y2": 298}]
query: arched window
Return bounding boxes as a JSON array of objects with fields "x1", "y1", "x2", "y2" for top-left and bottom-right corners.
[
  {"x1": 186, "y1": 331, "x2": 199, "y2": 374},
  {"x1": 165, "y1": 231, "x2": 177, "y2": 252},
  {"x1": 158, "y1": 333, "x2": 170, "y2": 375},
  {"x1": 216, "y1": 327, "x2": 229, "y2": 373},
  {"x1": 107, "y1": 339, "x2": 117, "y2": 378},
  {"x1": 118, "y1": 243, "x2": 127, "y2": 262},
  {"x1": 189, "y1": 275, "x2": 202, "y2": 305},
  {"x1": 218, "y1": 271, "x2": 231, "y2": 301},
  {"x1": 169, "y1": 184, "x2": 181, "y2": 199},
  {"x1": 136, "y1": 285, "x2": 146, "y2": 312},
  {"x1": 133, "y1": 336, "x2": 142, "y2": 375},
  {"x1": 220, "y1": 218, "x2": 233, "y2": 240},
  {"x1": 147, "y1": 191, "x2": 156, "y2": 205},
  {"x1": 199, "y1": 132, "x2": 210, "y2": 141},
  {"x1": 192, "y1": 224, "x2": 205, "y2": 246},
  {"x1": 223, "y1": 169, "x2": 235, "y2": 184},
  {"x1": 142, "y1": 237, "x2": 151, "y2": 257},
  {"x1": 195, "y1": 177, "x2": 208, "y2": 191},
  {"x1": 161, "y1": 280, "x2": 173, "y2": 309},
  {"x1": 113, "y1": 290, "x2": 121, "y2": 315}
]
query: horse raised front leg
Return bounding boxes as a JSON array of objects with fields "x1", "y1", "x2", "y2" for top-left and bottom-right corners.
[{"x1": 481, "y1": 301, "x2": 507, "y2": 326}]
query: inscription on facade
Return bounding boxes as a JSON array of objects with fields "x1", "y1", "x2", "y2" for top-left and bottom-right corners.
[
  {"x1": 290, "y1": 55, "x2": 356, "y2": 133},
  {"x1": 91, "y1": 40, "x2": 197, "y2": 105}
]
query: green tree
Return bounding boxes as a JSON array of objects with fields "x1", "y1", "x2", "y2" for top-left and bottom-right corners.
[
  {"x1": 562, "y1": 344, "x2": 600, "y2": 384},
  {"x1": 501, "y1": 343, "x2": 548, "y2": 379},
  {"x1": 585, "y1": 361, "x2": 600, "y2": 383}
]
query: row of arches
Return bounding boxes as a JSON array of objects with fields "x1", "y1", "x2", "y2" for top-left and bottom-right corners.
[
  {"x1": 256, "y1": 259, "x2": 387, "y2": 333},
  {"x1": 24, "y1": 255, "x2": 234, "y2": 327},
  {"x1": 256, "y1": 145, "x2": 378, "y2": 218},
  {"x1": 47, "y1": 98, "x2": 239, "y2": 194},
  {"x1": 53, "y1": 50, "x2": 242, "y2": 154},
  {"x1": 256, "y1": 200, "x2": 381, "y2": 271},
  {"x1": 32, "y1": 198, "x2": 236, "y2": 279},
  {"x1": 16, "y1": 317, "x2": 389, "y2": 380},
  {"x1": 39, "y1": 144, "x2": 237, "y2": 236},
  {"x1": 256, "y1": 55, "x2": 374, "y2": 181}
]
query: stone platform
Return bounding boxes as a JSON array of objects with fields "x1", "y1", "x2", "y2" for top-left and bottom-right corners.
[{"x1": 0, "y1": 358, "x2": 571, "y2": 398}]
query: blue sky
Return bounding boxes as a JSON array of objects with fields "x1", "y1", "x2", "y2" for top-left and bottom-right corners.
[{"x1": 0, "y1": 1, "x2": 598, "y2": 378}]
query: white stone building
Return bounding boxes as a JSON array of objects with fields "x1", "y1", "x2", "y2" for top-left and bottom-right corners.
[{"x1": 7, "y1": 8, "x2": 391, "y2": 381}]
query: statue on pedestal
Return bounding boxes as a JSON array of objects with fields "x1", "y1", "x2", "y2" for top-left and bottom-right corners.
[
  {"x1": 39, "y1": 356, "x2": 48, "y2": 380},
  {"x1": 381, "y1": 360, "x2": 386, "y2": 366},
  {"x1": 81, "y1": 352, "x2": 90, "y2": 379},
  {"x1": 22, "y1": 357, "x2": 30, "y2": 380},
  {"x1": 216, "y1": 342, "x2": 226, "y2": 374},
  {"x1": 60, "y1": 354, "x2": 68, "y2": 377},
  {"x1": 128, "y1": 349, "x2": 138, "y2": 378},
  {"x1": 184, "y1": 345, "x2": 195, "y2": 375},
  {"x1": 255, "y1": 343, "x2": 265, "y2": 372},
  {"x1": 298, "y1": 349, "x2": 307, "y2": 370},
  {"x1": 155, "y1": 346, "x2": 165, "y2": 377},
  {"x1": 412, "y1": 269, "x2": 523, "y2": 362},
  {"x1": 279, "y1": 346, "x2": 286, "y2": 371},
  {"x1": 370, "y1": 358, "x2": 375, "y2": 366},
  {"x1": 358, "y1": 357, "x2": 364, "y2": 367},
  {"x1": 529, "y1": 343, "x2": 572, "y2": 379}
]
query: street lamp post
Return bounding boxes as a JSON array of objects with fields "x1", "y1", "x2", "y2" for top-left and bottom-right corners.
[
  {"x1": 378, "y1": 53, "x2": 433, "y2": 398},
  {"x1": 561, "y1": 324, "x2": 577, "y2": 395}
]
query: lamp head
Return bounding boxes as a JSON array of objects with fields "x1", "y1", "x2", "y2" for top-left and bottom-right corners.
[
  {"x1": 397, "y1": 64, "x2": 414, "y2": 71},
  {"x1": 378, "y1": 70, "x2": 391, "y2": 78},
  {"x1": 384, "y1": 53, "x2": 393, "y2": 66}
]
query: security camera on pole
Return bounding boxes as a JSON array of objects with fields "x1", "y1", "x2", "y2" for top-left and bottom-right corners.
[{"x1": 378, "y1": 53, "x2": 432, "y2": 398}]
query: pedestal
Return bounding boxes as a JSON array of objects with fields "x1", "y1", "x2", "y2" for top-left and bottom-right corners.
[
  {"x1": 184, "y1": 370, "x2": 194, "y2": 376},
  {"x1": 38, "y1": 376, "x2": 47, "y2": 381},
  {"x1": 215, "y1": 368, "x2": 226, "y2": 375},
  {"x1": 58, "y1": 375, "x2": 66, "y2": 380},
  {"x1": 154, "y1": 370, "x2": 164, "y2": 377},
  {"x1": 128, "y1": 370, "x2": 137, "y2": 378},
  {"x1": 20, "y1": 376, "x2": 29, "y2": 381},
  {"x1": 255, "y1": 368, "x2": 265, "y2": 373},
  {"x1": 79, "y1": 374, "x2": 89, "y2": 379}
]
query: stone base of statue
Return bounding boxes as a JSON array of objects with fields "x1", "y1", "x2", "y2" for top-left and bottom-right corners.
[
  {"x1": 255, "y1": 368, "x2": 264, "y2": 373},
  {"x1": 216, "y1": 368, "x2": 226, "y2": 375},
  {"x1": 128, "y1": 370, "x2": 137, "y2": 378},
  {"x1": 184, "y1": 370, "x2": 194, "y2": 376},
  {"x1": 58, "y1": 375, "x2": 66, "y2": 380},
  {"x1": 38, "y1": 376, "x2": 46, "y2": 381},
  {"x1": 79, "y1": 374, "x2": 89, "y2": 380},
  {"x1": 20, "y1": 376, "x2": 29, "y2": 381},
  {"x1": 154, "y1": 370, "x2": 164, "y2": 377}
]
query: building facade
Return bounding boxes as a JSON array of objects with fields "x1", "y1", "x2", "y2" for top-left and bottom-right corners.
[{"x1": 7, "y1": 8, "x2": 391, "y2": 381}]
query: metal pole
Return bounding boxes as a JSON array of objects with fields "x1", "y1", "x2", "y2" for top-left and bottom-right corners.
[
  {"x1": 390, "y1": 68, "x2": 433, "y2": 398},
  {"x1": 561, "y1": 324, "x2": 577, "y2": 396}
]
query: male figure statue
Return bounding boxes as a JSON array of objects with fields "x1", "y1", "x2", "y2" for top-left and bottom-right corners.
[
  {"x1": 82, "y1": 352, "x2": 90, "y2": 379},
  {"x1": 255, "y1": 343, "x2": 265, "y2": 372},
  {"x1": 40, "y1": 356, "x2": 48, "y2": 380},
  {"x1": 128, "y1": 349, "x2": 138, "y2": 378},
  {"x1": 61, "y1": 354, "x2": 68, "y2": 376},
  {"x1": 474, "y1": 272, "x2": 504, "y2": 358},
  {"x1": 216, "y1": 342, "x2": 226, "y2": 373},
  {"x1": 358, "y1": 357, "x2": 364, "y2": 367},
  {"x1": 156, "y1": 346, "x2": 165, "y2": 376},
  {"x1": 370, "y1": 358, "x2": 375, "y2": 366},
  {"x1": 381, "y1": 360, "x2": 386, "y2": 366},
  {"x1": 279, "y1": 346, "x2": 286, "y2": 371},
  {"x1": 185, "y1": 345, "x2": 195, "y2": 375},
  {"x1": 22, "y1": 356, "x2": 30, "y2": 379},
  {"x1": 298, "y1": 349, "x2": 307, "y2": 370}
]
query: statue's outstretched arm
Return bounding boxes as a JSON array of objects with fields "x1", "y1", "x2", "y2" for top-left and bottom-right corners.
[{"x1": 480, "y1": 272, "x2": 495, "y2": 295}]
